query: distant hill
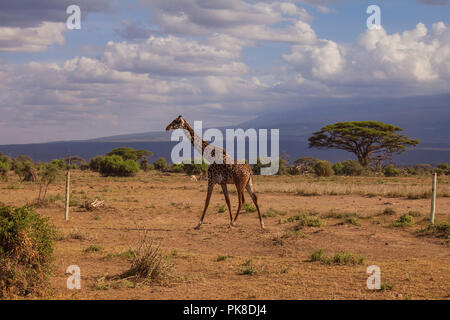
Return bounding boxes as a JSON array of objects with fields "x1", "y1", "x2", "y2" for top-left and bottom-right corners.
[{"x1": 1, "y1": 94, "x2": 449, "y2": 165}]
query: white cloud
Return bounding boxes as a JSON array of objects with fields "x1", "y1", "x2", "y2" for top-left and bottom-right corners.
[
  {"x1": 353, "y1": 22, "x2": 450, "y2": 82},
  {"x1": 0, "y1": 22, "x2": 66, "y2": 52},
  {"x1": 283, "y1": 39, "x2": 344, "y2": 79},
  {"x1": 283, "y1": 22, "x2": 450, "y2": 86},
  {"x1": 1, "y1": 0, "x2": 450, "y2": 143},
  {"x1": 102, "y1": 35, "x2": 248, "y2": 76},
  {"x1": 1, "y1": 20, "x2": 449, "y2": 141},
  {"x1": 143, "y1": 0, "x2": 314, "y2": 44}
]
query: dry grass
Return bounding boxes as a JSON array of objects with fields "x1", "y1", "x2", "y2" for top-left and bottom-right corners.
[
  {"x1": 252, "y1": 176, "x2": 450, "y2": 198},
  {"x1": 1, "y1": 170, "x2": 449, "y2": 300}
]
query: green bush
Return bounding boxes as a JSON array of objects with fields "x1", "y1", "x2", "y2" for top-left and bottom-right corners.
[
  {"x1": 252, "y1": 157, "x2": 272, "y2": 175},
  {"x1": 383, "y1": 164, "x2": 401, "y2": 177},
  {"x1": 183, "y1": 159, "x2": 208, "y2": 176},
  {"x1": 79, "y1": 163, "x2": 90, "y2": 171},
  {"x1": 11, "y1": 155, "x2": 32, "y2": 170},
  {"x1": 419, "y1": 221, "x2": 450, "y2": 240},
  {"x1": 140, "y1": 159, "x2": 151, "y2": 172},
  {"x1": 13, "y1": 158, "x2": 37, "y2": 182},
  {"x1": 0, "y1": 152, "x2": 11, "y2": 163},
  {"x1": 406, "y1": 167, "x2": 419, "y2": 175},
  {"x1": 153, "y1": 157, "x2": 167, "y2": 172},
  {"x1": 435, "y1": 164, "x2": 450, "y2": 176},
  {"x1": 332, "y1": 162, "x2": 344, "y2": 175},
  {"x1": 167, "y1": 163, "x2": 184, "y2": 173},
  {"x1": 243, "y1": 203, "x2": 257, "y2": 212},
  {"x1": 413, "y1": 163, "x2": 433, "y2": 175},
  {"x1": 0, "y1": 205, "x2": 56, "y2": 297},
  {"x1": 65, "y1": 156, "x2": 85, "y2": 168},
  {"x1": 36, "y1": 162, "x2": 62, "y2": 204},
  {"x1": 99, "y1": 155, "x2": 139, "y2": 177},
  {"x1": 88, "y1": 156, "x2": 104, "y2": 172},
  {"x1": 431, "y1": 221, "x2": 450, "y2": 239},
  {"x1": 107, "y1": 147, "x2": 152, "y2": 161},
  {"x1": 0, "y1": 153, "x2": 11, "y2": 180},
  {"x1": 309, "y1": 249, "x2": 365, "y2": 265},
  {"x1": 0, "y1": 161, "x2": 11, "y2": 181},
  {"x1": 49, "y1": 159, "x2": 66, "y2": 170},
  {"x1": 287, "y1": 213, "x2": 323, "y2": 228},
  {"x1": 341, "y1": 160, "x2": 364, "y2": 176},
  {"x1": 293, "y1": 157, "x2": 320, "y2": 168},
  {"x1": 391, "y1": 214, "x2": 415, "y2": 227},
  {"x1": 277, "y1": 159, "x2": 290, "y2": 175},
  {"x1": 314, "y1": 160, "x2": 334, "y2": 177},
  {"x1": 288, "y1": 166, "x2": 300, "y2": 175}
]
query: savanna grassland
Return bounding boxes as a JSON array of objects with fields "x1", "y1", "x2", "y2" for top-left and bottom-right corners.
[{"x1": 0, "y1": 170, "x2": 449, "y2": 300}]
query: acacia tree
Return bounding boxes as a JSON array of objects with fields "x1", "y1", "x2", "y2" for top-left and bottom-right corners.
[
  {"x1": 37, "y1": 162, "x2": 61, "y2": 203},
  {"x1": 308, "y1": 121, "x2": 420, "y2": 167},
  {"x1": 106, "y1": 147, "x2": 152, "y2": 161}
]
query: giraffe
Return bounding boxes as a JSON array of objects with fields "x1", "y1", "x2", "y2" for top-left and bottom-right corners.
[{"x1": 166, "y1": 115, "x2": 265, "y2": 230}]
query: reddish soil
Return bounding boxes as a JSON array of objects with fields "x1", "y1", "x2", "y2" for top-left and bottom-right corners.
[{"x1": 1, "y1": 171, "x2": 449, "y2": 300}]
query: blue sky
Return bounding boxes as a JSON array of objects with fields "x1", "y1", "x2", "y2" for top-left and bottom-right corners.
[
  {"x1": 0, "y1": 0, "x2": 449, "y2": 144},
  {"x1": 3, "y1": 0, "x2": 449, "y2": 66}
]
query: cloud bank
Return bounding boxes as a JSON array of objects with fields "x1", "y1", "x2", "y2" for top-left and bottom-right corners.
[{"x1": 0, "y1": 0, "x2": 449, "y2": 143}]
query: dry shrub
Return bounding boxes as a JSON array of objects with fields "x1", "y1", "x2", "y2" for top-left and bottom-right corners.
[
  {"x1": 391, "y1": 214, "x2": 415, "y2": 227},
  {"x1": 119, "y1": 232, "x2": 172, "y2": 285},
  {"x1": 286, "y1": 213, "x2": 323, "y2": 228},
  {"x1": 309, "y1": 249, "x2": 365, "y2": 265},
  {"x1": 67, "y1": 228, "x2": 90, "y2": 240},
  {"x1": 0, "y1": 205, "x2": 55, "y2": 297},
  {"x1": 418, "y1": 221, "x2": 450, "y2": 241}
]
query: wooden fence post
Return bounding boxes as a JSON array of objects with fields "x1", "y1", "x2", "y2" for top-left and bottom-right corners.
[
  {"x1": 430, "y1": 173, "x2": 437, "y2": 225},
  {"x1": 65, "y1": 169, "x2": 70, "y2": 221}
]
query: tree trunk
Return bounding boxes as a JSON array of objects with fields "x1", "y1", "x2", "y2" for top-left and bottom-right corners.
[{"x1": 358, "y1": 154, "x2": 370, "y2": 167}]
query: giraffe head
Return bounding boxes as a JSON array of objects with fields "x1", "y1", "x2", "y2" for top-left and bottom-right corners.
[{"x1": 166, "y1": 115, "x2": 187, "y2": 131}]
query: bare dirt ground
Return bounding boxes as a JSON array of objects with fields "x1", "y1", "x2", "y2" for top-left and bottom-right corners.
[{"x1": 1, "y1": 171, "x2": 449, "y2": 300}]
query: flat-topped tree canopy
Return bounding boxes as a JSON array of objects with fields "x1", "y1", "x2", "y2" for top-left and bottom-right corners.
[
  {"x1": 308, "y1": 121, "x2": 420, "y2": 167},
  {"x1": 64, "y1": 156, "x2": 85, "y2": 164},
  {"x1": 106, "y1": 147, "x2": 153, "y2": 161}
]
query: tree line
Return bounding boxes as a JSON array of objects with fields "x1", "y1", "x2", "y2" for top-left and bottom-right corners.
[{"x1": 0, "y1": 121, "x2": 448, "y2": 185}]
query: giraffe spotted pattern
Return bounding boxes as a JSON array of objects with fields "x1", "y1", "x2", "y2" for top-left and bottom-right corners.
[{"x1": 166, "y1": 115, "x2": 265, "y2": 230}]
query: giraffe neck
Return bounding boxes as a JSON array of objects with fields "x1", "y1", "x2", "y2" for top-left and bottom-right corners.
[
  {"x1": 183, "y1": 121, "x2": 233, "y2": 164},
  {"x1": 183, "y1": 121, "x2": 209, "y2": 155}
]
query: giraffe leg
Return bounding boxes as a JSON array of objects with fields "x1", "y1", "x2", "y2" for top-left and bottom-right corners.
[
  {"x1": 232, "y1": 178, "x2": 249, "y2": 225},
  {"x1": 246, "y1": 177, "x2": 265, "y2": 230},
  {"x1": 195, "y1": 182, "x2": 214, "y2": 230},
  {"x1": 221, "y1": 184, "x2": 233, "y2": 227}
]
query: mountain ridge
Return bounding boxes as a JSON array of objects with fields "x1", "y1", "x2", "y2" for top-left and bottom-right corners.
[{"x1": 1, "y1": 94, "x2": 449, "y2": 165}]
